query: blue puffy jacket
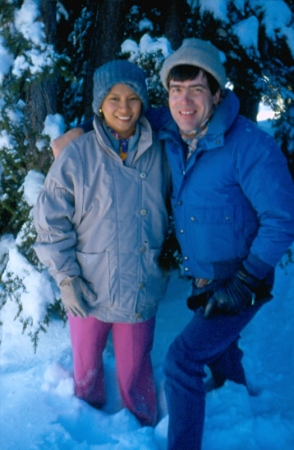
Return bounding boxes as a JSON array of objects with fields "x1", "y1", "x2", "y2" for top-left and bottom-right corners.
[{"x1": 155, "y1": 89, "x2": 294, "y2": 281}]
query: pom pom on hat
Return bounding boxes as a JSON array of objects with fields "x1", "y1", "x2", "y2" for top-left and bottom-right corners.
[
  {"x1": 92, "y1": 60, "x2": 148, "y2": 115},
  {"x1": 160, "y1": 38, "x2": 226, "y2": 91}
]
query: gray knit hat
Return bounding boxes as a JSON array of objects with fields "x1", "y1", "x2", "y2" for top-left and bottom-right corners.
[
  {"x1": 160, "y1": 38, "x2": 226, "y2": 91},
  {"x1": 92, "y1": 60, "x2": 148, "y2": 115}
]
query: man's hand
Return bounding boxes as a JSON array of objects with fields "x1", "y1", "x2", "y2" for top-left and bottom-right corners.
[
  {"x1": 203, "y1": 268, "x2": 272, "y2": 318},
  {"x1": 52, "y1": 128, "x2": 84, "y2": 159},
  {"x1": 59, "y1": 276, "x2": 96, "y2": 318}
]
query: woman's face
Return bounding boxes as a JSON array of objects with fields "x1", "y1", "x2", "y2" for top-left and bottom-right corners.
[{"x1": 101, "y1": 84, "x2": 142, "y2": 138}]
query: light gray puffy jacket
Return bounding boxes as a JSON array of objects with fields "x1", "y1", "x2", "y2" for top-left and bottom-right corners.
[{"x1": 34, "y1": 116, "x2": 170, "y2": 323}]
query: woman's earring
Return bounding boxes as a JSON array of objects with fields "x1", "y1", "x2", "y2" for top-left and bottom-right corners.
[{"x1": 99, "y1": 108, "x2": 102, "y2": 114}]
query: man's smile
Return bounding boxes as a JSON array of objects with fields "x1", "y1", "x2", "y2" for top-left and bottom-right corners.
[{"x1": 179, "y1": 110, "x2": 196, "y2": 115}]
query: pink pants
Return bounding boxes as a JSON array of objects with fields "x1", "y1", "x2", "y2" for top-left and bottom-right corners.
[{"x1": 68, "y1": 314, "x2": 157, "y2": 426}]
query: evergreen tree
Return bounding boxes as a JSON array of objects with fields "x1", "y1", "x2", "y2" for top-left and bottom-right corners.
[
  {"x1": 186, "y1": 0, "x2": 294, "y2": 130},
  {"x1": 0, "y1": 0, "x2": 66, "y2": 346},
  {"x1": 1, "y1": 0, "x2": 293, "y2": 347}
]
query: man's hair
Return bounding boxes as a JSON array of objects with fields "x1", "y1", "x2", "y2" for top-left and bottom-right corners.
[{"x1": 167, "y1": 64, "x2": 220, "y2": 95}]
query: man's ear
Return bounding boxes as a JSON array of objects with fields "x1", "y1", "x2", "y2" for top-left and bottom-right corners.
[{"x1": 213, "y1": 89, "x2": 221, "y2": 105}]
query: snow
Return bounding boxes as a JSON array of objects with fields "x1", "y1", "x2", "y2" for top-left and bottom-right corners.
[
  {"x1": 36, "y1": 114, "x2": 66, "y2": 151},
  {"x1": 121, "y1": 34, "x2": 173, "y2": 61},
  {"x1": 257, "y1": 102, "x2": 275, "y2": 123},
  {"x1": 187, "y1": 0, "x2": 294, "y2": 58},
  {"x1": 56, "y1": 2, "x2": 69, "y2": 23},
  {"x1": 1, "y1": 261, "x2": 294, "y2": 449},
  {"x1": 1, "y1": 0, "x2": 294, "y2": 448},
  {"x1": 21, "y1": 169, "x2": 45, "y2": 207},
  {"x1": 12, "y1": 46, "x2": 56, "y2": 77},
  {"x1": 0, "y1": 234, "x2": 14, "y2": 274},
  {"x1": 232, "y1": 17, "x2": 259, "y2": 54},
  {"x1": 281, "y1": 27, "x2": 294, "y2": 58},
  {"x1": 0, "y1": 37, "x2": 14, "y2": 84},
  {"x1": 199, "y1": 0, "x2": 229, "y2": 22},
  {"x1": 2, "y1": 248, "x2": 54, "y2": 328},
  {"x1": 138, "y1": 19, "x2": 154, "y2": 32},
  {"x1": 43, "y1": 114, "x2": 67, "y2": 143},
  {"x1": 0, "y1": 130, "x2": 15, "y2": 151},
  {"x1": 1, "y1": 153, "x2": 292, "y2": 449},
  {"x1": 12, "y1": 0, "x2": 58, "y2": 78},
  {"x1": 251, "y1": 0, "x2": 292, "y2": 40},
  {"x1": 14, "y1": 0, "x2": 45, "y2": 45}
]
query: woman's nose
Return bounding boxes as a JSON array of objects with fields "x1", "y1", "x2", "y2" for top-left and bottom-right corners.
[{"x1": 118, "y1": 100, "x2": 129, "y2": 110}]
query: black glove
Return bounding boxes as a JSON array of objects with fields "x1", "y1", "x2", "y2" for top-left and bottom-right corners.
[
  {"x1": 203, "y1": 267, "x2": 273, "y2": 318},
  {"x1": 187, "y1": 291, "x2": 213, "y2": 311}
]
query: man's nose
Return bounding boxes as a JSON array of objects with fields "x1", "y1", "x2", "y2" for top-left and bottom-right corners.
[{"x1": 181, "y1": 88, "x2": 192, "y2": 102}]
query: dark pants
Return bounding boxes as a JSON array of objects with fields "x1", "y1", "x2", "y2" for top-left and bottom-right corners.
[{"x1": 164, "y1": 301, "x2": 262, "y2": 449}]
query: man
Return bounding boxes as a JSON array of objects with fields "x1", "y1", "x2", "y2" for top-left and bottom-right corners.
[
  {"x1": 158, "y1": 38, "x2": 294, "y2": 449},
  {"x1": 51, "y1": 39, "x2": 294, "y2": 447}
]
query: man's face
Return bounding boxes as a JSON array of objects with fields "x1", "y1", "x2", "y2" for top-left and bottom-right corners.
[{"x1": 168, "y1": 70, "x2": 221, "y2": 138}]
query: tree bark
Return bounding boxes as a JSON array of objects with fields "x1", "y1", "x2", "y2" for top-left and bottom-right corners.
[
  {"x1": 164, "y1": 0, "x2": 190, "y2": 50},
  {"x1": 25, "y1": 1, "x2": 58, "y2": 134},
  {"x1": 21, "y1": 1, "x2": 59, "y2": 173},
  {"x1": 26, "y1": 0, "x2": 57, "y2": 133},
  {"x1": 84, "y1": 0, "x2": 131, "y2": 119}
]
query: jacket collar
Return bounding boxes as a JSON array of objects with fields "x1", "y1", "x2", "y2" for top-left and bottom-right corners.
[
  {"x1": 93, "y1": 115, "x2": 153, "y2": 161},
  {"x1": 159, "y1": 89, "x2": 240, "y2": 150}
]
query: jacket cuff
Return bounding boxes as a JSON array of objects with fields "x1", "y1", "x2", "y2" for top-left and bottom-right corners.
[
  {"x1": 55, "y1": 270, "x2": 80, "y2": 287},
  {"x1": 243, "y1": 253, "x2": 273, "y2": 279}
]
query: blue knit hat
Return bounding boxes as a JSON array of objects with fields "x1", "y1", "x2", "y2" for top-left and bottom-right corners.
[{"x1": 92, "y1": 60, "x2": 148, "y2": 115}]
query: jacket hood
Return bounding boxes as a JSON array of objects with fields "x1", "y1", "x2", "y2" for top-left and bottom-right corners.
[{"x1": 207, "y1": 89, "x2": 240, "y2": 138}]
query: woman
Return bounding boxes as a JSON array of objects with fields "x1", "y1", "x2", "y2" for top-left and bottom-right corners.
[{"x1": 34, "y1": 60, "x2": 170, "y2": 426}]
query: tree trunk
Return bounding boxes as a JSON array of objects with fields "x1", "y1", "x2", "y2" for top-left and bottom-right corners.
[
  {"x1": 84, "y1": 0, "x2": 131, "y2": 119},
  {"x1": 25, "y1": 1, "x2": 58, "y2": 134},
  {"x1": 164, "y1": 0, "x2": 190, "y2": 50}
]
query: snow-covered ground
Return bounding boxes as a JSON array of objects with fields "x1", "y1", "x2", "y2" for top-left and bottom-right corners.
[
  {"x1": 0, "y1": 1, "x2": 293, "y2": 448},
  {"x1": 1, "y1": 254, "x2": 294, "y2": 450}
]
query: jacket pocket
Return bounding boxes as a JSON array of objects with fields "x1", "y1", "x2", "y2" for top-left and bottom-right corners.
[
  {"x1": 188, "y1": 206, "x2": 234, "y2": 224},
  {"x1": 76, "y1": 251, "x2": 111, "y2": 306},
  {"x1": 185, "y1": 205, "x2": 237, "y2": 261}
]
